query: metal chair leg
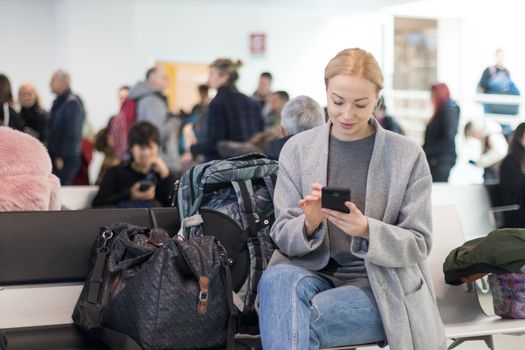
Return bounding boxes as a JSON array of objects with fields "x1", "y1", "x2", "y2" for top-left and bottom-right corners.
[{"x1": 449, "y1": 335, "x2": 494, "y2": 350}]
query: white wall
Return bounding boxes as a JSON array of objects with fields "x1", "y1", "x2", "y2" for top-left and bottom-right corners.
[
  {"x1": 0, "y1": 0, "x2": 391, "y2": 131},
  {"x1": 0, "y1": 0, "x2": 58, "y2": 108}
]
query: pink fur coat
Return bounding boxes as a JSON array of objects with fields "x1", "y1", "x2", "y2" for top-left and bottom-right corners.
[{"x1": 0, "y1": 127, "x2": 60, "y2": 211}]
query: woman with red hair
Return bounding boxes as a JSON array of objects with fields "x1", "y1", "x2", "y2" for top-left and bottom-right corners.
[{"x1": 423, "y1": 83, "x2": 460, "y2": 182}]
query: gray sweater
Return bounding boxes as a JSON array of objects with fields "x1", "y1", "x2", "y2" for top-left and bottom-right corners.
[
  {"x1": 269, "y1": 119, "x2": 446, "y2": 350},
  {"x1": 321, "y1": 133, "x2": 375, "y2": 293}
]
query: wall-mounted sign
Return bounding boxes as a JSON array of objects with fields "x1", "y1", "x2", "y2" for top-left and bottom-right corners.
[{"x1": 250, "y1": 33, "x2": 266, "y2": 56}]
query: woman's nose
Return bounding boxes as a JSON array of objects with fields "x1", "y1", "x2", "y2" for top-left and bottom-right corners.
[{"x1": 341, "y1": 106, "x2": 353, "y2": 120}]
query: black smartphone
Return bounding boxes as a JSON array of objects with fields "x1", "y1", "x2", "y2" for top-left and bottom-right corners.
[
  {"x1": 138, "y1": 179, "x2": 154, "y2": 192},
  {"x1": 321, "y1": 186, "x2": 351, "y2": 213}
]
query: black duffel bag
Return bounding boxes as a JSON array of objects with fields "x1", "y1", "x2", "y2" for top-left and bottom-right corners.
[{"x1": 72, "y1": 222, "x2": 235, "y2": 350}]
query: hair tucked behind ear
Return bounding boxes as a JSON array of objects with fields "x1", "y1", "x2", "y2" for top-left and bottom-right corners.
[
  {"x1": 210, "y1": 58, "x2": 242, "y2": 85},
  {"x1": 324, "y1": 48, "x2": 383, "y2": 93}
]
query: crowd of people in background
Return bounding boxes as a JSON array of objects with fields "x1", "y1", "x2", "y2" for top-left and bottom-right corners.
[{"x1": 0, "y1": 50, "x2": 524, "y2": 219}]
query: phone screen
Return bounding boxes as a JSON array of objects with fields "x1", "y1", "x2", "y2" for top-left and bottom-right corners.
[{"x1": 321, "y1": 187, "x2": 351, "y2": 213}]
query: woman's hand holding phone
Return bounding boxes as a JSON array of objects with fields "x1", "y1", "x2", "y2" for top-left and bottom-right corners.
[
  {"x1": 131, "y1": 182, "x2": 156, "y2": 200},
  {"x1": 299, "y1": 183, "x2": 324, "y2": 236},
  {"x1": 321, "y1": 198, "x2": 369, "y2": 239}
]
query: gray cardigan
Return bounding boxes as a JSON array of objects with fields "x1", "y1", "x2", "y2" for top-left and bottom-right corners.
[{"x1": 270, "y1": 119, "x2": 446, "y2": 350}]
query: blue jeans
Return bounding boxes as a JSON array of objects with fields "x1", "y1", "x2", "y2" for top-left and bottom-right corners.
[{"x1": 258, "y1": 264, "x2": 386, "y2": 350}]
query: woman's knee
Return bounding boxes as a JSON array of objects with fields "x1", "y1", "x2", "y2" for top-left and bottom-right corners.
[{"x1": 259, "y1": 264, "x2": 307, "y2": 293}]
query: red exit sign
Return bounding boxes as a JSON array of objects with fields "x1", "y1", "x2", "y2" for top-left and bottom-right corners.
[{"x1": 250, "y1": 33, "x2": 266, "y2": 55}]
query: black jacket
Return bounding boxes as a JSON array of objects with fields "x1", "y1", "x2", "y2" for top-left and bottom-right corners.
[
  {"x1": 191, "y1": 85, "x2": 264, "y2": 161},
  {"x1": 48, "y1": 90, "x2": 84, "y2": 157},
  {"x1": 379, "y1": 115, "x2": 404, "y2": 135},
  {"x1": 0, "y1": 104, "x2": 24, "y2": 130},
  {"x1": 265, "y1": 135, "x2": 293, "y2": 160},
  {"x1": 423, "y1": 100, "x2": 460, "y2": 162},
  {"x1": 499, "y1": 155, "x2": 525, "y2": 228},
  {"x1": 20, "y1": 104, "x2": 49, "y2": 144},
  {"x1": 92, "y1": 162, "x2": 175, "y2": 208}
]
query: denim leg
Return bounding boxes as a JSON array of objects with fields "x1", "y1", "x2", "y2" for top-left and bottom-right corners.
[
  {"x1": 309, "y1": 284, "x2": 386, "y2": 349},
  {"x1": 258, "y1": 264, "x2": 333, "y2": 350}
]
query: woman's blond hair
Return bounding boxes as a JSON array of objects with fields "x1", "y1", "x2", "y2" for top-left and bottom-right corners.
[
  {"x1": 324, "y1": 48, "x2": 383, "y2": 92},
  {"x1": 210, "y1": 58, "x2": 243, "y2": 85}
]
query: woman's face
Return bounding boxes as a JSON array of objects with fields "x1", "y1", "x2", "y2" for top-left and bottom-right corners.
[
  {"x1": 521, "y1": 132, "x2": 525, "y2": 148},
  {"x1": 131, "y1": 142, "x2": 158, "y2": 169},
  {"x1": 326, "y1": 74, "x2": 378, "y2": 141},
  {"x1": 19, "y1": 86, "x2": 37, "y2": 108},
  {"x1": 208, "y1": 67, "x2": 228, "y2": 89}
]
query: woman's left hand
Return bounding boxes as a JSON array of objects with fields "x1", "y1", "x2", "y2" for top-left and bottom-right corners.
[{"x1": 321, "y1": 201, "x2": 369, "y2": 238}]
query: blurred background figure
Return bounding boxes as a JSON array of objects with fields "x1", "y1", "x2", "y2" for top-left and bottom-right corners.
[
  {"x1": 114, "y1": 66, "x2": 181, "y2": 172},
  {"x1": 0, "y1": 126, "x2": 60, "y2": 211},
  {"x1": 267, "y1": 90, "x2": 290, "y2": 133},
  {"x1": 266, "y1": 95, "x2": 324, "y2": 160},
  {"x1": 0, "y1": 73, "x2": 24, "y2": 130},
  {"x1": 18, "y1": 83, "x2": 49, "y2": 144},
  {"x1": 253, "y1": 71, "x2": 273, "y2": 122},
  {"x1": 94, "y1": 116, "x2": 119, "y2": 185},
  {"x1": 118, "y1": 85, "x2": 130, "y2": 105},
  {"x1": 188, "y1": 58, "x2": 264, "y2": 162},
  {"x1": 179, "y1": 84, "x2": 210, "y2": 167},
  {"x1": 423, "y1": 82, "x2": 460, "y2": 182},
  {"x1": 48, "y1": 69, "x2": 85, "y2": 185},
  {"x1": 93, "y1": 121, "x2": 175, "y2": 208},
  {"x1": 478, "y1": 48, "x2": 520, "y2": 117},
  {"x1": 498, "y1": 122, "x2": 525, "y2": 228},
  {"x1": 128, "y1": 65, "x2": 169, "y2": 129},
  {"x1": 71, "y1": 120, "x2": 95, "y2": 185},
  {"x1": 375, "y1": 96, "x2": 404, "y2": 135},
  {"x1": 190, "y1": 83, "x2": 211, "y2": 117},
  {"x1": 129, "y1": 65, "x2": 181, "y2": 170},
  {"x1": 464, "y1": 118, "x2": 508, "y2": 181}
]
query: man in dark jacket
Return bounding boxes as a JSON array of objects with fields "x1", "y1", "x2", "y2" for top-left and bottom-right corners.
[
  {"x1": 48, "y1": 70, "x2": 85, "y2": 185},
  {"x1": 266, "y1": 95, "x2": 325, "y2": 160}
]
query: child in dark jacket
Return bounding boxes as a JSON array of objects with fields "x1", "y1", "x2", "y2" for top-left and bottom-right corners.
[{"x1": 93, "y1": 122, "x2": 175, "y2": 208}]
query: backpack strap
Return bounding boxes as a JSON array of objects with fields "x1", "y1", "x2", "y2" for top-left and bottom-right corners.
[
  {"x1": 231, "y1": 180, "x2": 258, "y2": 237},
  {"x1": 231, "y1": 179, "x2": 269, "y2": 312},
  {"x1": 263, "y1": 174, "x2": 277, "y2": 202},
  {"x1": 223, "y1": 262, "x2": 237, "y2": 350}
]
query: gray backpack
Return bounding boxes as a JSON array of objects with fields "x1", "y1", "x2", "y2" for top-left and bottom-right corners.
[{"x1": 174, "y1": 153, "x2": 278, "y2": 332}]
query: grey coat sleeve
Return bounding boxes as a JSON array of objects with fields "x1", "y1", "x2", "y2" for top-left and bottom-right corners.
[
  {"x1": 137, "y1": 95, "x2": 166, "y2": 129},
  {"x1": 351, "y1": 152, "x2": 433, "y2": 267},
  {"x1": 270, "y1": 143, "x2": 325, "y2": 257}
]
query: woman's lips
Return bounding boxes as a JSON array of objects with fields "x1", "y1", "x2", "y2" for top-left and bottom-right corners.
[{"x1": 339, "y1": 121, "x2": 354, "y2": 129}]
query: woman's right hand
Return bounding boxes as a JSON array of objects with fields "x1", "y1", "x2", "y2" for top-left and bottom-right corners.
[{"x1": 299, "y1": 183, "x2": 324, "y2": 236}]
